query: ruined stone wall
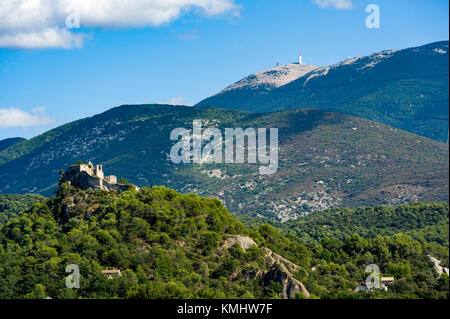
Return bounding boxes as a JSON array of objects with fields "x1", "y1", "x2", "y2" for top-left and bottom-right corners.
[{"x1": 60, "y1": 165, "x2": 135, "y2": 192}]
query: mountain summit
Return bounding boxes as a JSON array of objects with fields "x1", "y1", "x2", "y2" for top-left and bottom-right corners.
[
  {"x1": 196, "y1": 41, "x2": 449, "y2": 142},
  {"x1": 219, "y1": 63, "x2": 319, "y2": 92}
]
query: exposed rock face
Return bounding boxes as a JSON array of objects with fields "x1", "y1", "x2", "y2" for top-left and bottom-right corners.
[
  {"x1": 263, "y1": 268, "x2": 310, "y2": 299},
  {"x1": 263, "y1": 248, "x2": 310, "y2": 299},
  {"x1": 428, "y1": 255, "x2": 450, "y2": 276},
  {"x1": 218, "y1": 63, "x2": 319, "y2": 92},
  {"x1": 223, "y1": 235, "x2": 257, "y2": 251},
  {"x1": 222, "y1": 235, "x2": 310, "y2": 299}
]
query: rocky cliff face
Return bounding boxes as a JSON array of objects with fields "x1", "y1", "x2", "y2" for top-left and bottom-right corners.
[
  {"x1": 223, "y1": 235, "x2": 310, "y2": 299},
  {"x1": 428, "y1": 255, "x2": 450, "y2": 277},
  {"x1": 263, "y1": 247, "x2": 310, "y2": 298}
]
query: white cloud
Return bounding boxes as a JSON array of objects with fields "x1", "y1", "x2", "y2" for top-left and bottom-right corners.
[
  {"x1": 0, "y1": 0, "x2": 239, "y2": 49},
  {"x1": 0, "y1": 27, "x2": 85, "y2": 49},
  {"x1": 313, "y1": 0, "x2": 354, "y2": 9},
  {"x1": 0, "y1": 107, "x2": 53, "y2": 128}
]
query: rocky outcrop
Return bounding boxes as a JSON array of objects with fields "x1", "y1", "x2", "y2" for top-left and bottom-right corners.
[
  {"x1": 263, "y1": 248, "x2": 300, "y2": 273},
  {"x1": 263, "y1": 248, "x2": 310, "y2": 299},
  {"x1": 428, "y1": 255, "x2": 450, "y2": 276},
  {"x1": 222, "y1": 235, "x2": 310, "y2": 299},
  {"x1": 222, "y1": 235, "x2": 257, "y2": 251}
]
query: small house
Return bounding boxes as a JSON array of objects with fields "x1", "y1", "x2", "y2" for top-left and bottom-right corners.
[{"x1": 101, "y1": 269, "x2": 122, "y2": 279}]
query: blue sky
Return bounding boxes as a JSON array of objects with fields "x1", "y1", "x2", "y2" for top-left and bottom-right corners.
[{"x1": 0, "y1": 0, "x2": 448, "y2": 140}]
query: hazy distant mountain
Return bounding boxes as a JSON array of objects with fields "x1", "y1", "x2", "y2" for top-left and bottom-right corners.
[
  {"x1": 0, "y1": 104, "x2": 447, "y2": 221},
  {"x1": 0, "y1": 137, "x2": 26, "y2": 152},
  {"x1": 197, "y1": 41, "x2": 449, "y2": 142}
]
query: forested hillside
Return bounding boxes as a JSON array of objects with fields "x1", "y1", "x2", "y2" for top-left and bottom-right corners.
[
  {"x1": 238, "y1": 203, "x2": 449, "y2": 246},
  {"x1": 0, "y1": 185, "x2": 447, "y2": 299},
  {"x1": 0, "y1": 137, "x2": 26, "y2": 152},
  {"x1": 0, "y1": 194, "x2": 45, "y2": 224}
]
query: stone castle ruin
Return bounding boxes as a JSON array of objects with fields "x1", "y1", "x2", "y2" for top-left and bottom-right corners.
[{"x1": 59, "y1": 161, "x2": 139, "y2": 192}]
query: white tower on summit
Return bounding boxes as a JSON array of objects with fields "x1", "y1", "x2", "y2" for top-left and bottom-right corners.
[{"x1": 298, "y1": 51, "x2": 303, "y2": 65}]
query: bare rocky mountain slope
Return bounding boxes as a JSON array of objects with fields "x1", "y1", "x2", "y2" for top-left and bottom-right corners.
[{"x1": 0, "y1": 104, "x2": 447, "y2": 221}]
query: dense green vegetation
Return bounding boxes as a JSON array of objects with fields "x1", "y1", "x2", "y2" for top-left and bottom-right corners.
[
  {"x1": 0, "y1": 186, "x2": 447, "y2": 299},
  {"x1": 238, "y1": 203, "x2": 450, "y2": 246},
  {"x1": 0, "y1": 194, "x2": 45, "y2": 224},
  {"x1": 0, "y1": 104, "x2": 447, "y2": 221},
  {"x1": 197, "y1": 41, "x2": 449, "y2": 142},
  {"x1": 0, "y1": 137, "x2": 26, "y2": 153},
  {"x1": 0, "y1": 118, "x2": 88, "y2": 166}
]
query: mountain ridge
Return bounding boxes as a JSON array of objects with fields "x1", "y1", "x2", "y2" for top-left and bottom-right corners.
[
  {"x1": 0, "y1": 104, "x2": 447, "y2": 221},
  {"x1": 196, "y1": 41, "x2": 449, "y2": 142},
  {"x1": 217, "y1": 63, "x2": 319, "y2": 93},
  {"x1": 0, "y1": 137, "x2": 26, "y2": 153}
]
